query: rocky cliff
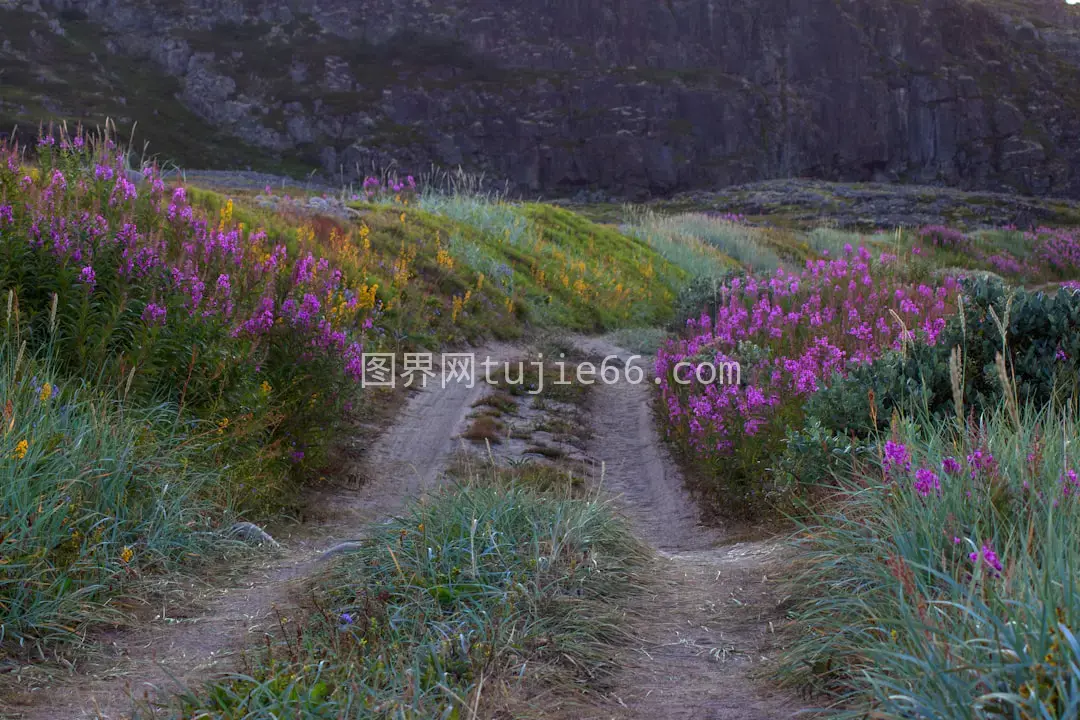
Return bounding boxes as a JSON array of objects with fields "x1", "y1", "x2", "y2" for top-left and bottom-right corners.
[{"x1": 3, "y1": 0, "x2": 1080, "y2": 199}]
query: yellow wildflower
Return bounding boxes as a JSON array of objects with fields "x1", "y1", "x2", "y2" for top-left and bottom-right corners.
[
  {"x1": 39, "y1": 383, "x2": 52, "y2": 403},
  {"x1": 219, "y1": 199, "x2": 234, "y2": 231},
  {"x1": 121, "y1": 546, "x2": 134, "y2": 564},
  {"x1": 217, "y1": 417, "x2": 230, "y2": 434},
  {"x1": 399, "y1": 212, "x2": 406, "y2": 224},
  {"x1": 260, "y1": 380, "x2": 272, "y2": 394},
  {"x1": 13, "y1": 439, "x2": 28, "y2": 460},
  {"x1": 436, "y1": 247, "x2": 454, "y2": 271}
]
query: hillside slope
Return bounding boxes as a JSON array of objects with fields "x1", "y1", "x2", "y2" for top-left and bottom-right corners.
[{"x1": 3, "y1": 0, "x2": 1080, "y2": 198}]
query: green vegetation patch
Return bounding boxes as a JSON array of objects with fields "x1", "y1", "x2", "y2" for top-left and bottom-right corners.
[{"x1": 170, "y1": 476, "x2": 648, "y2": 718}]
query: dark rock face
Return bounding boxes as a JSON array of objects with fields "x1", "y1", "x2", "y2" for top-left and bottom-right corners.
[{"x1": 5, "y1": 0, "x2": 1080, "y2": 199}]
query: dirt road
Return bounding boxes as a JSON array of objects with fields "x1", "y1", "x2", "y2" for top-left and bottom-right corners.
[{"x1": 12, "y1": 338, "x2": 798, "y2": 720}]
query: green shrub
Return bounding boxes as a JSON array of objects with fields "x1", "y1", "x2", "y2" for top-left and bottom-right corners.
[
  {"x1": 806, "y1": 278, "x2": 1080, "y2": 440},
  {"x1": 672, "y1": 271, "x2": 742, "y2": 329}
]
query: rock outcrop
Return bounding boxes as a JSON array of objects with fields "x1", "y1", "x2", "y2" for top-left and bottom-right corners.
[{"x1": 3, "y1": 0, "x2": 1080, "y2": 199}]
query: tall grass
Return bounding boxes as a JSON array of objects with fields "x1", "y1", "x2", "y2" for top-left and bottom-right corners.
[
  {"x1": 781, "y1": 405, "x2": 1080, "y2": 718},
  {"x1": 0, "y1": 340, "x2": 227, "y2": 653},
  {"x1": 416, "y1": 190, "x2": 534, "y2": 246},
  {"x1": 168, "y1": 469, "x2": 648, "y2": 718},
  {"x1": 654, "y1": 213, "x2": 785, "y2": 273},
  {"x1": 410, "y1": 191, "x2": 686, "y2": 330},
  {"x1": 805, "y1": 227, "x2": 893, "y2": 258},
  {"x1": 620, "y1": 207, "x2": 736, "y2": 279}
]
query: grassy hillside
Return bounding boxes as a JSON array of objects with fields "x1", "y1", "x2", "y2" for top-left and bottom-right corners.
[{"x1": 0, "y1": 127, "x2": 685, "y2": 669}]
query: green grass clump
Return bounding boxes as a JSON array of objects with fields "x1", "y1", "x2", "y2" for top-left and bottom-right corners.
[
  {"x1": 0, "y1": 342, "x2": 228, "y2": 654},
  {"x1": 417, "y1": 191, "x2": 534, "y2": 247},
  {"x1": 170, "y1": 476, "x2": 647, "y2": 718},
  {"x1": 781, "y1": 406, "x2": 1080, "y2": 717},
  {"x1": 604, "y1": 326, "x2": 673, "y2": 355}
]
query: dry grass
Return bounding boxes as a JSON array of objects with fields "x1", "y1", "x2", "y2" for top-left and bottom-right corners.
[{"x1": 463, "y1": 415, "x2": 505, "y2": 444}]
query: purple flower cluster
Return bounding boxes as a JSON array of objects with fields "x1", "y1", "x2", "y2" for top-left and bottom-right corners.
[
  {"x1": 884, "y1": 441, "x2": 912, "y2": 477},
  {"x1": 969, "y1": 544, "x2": 1003, "y2": 574},
  {"x1": 353, "y1": 174, "x2": 417, "y2": 201},
  {"x1": 657, "y1": 250, "x2": 957, "y2": 456},
  {"x1": 78, "y1": 266, "x2": 96, "y2": 290},
  {"x1": 140, "y1": 303, "x2": 166, "y2": 326},
  {"x1": 913, "y1": 468, "x2": 941, "y2": 497},
  {"x1": 966, "y1": 449, "x2": 997, "y2": 480},
  {"x1": 919, "y1": 225, "x2": 970, "y2": 249},
  {"x1": 1030, "y1": 226, "x2": 1080, "y2": 274}
]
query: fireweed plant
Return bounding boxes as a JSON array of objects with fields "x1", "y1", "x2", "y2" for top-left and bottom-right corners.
[
  {"x1": 656, "y1": 245, "x2": 958, "y2": 512},
  {"x1": 903, "y1": 224, "x2": 1080, "y2": 288},
  {"x1": 780, "y1": 406, "x2": 1080, "y2": 719},
  {"x1": 0, "y1": 131, "x2": 393, "y2": 498}
]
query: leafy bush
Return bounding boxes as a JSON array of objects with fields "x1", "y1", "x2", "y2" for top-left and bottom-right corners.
[
  {"x1": 807, "y1": 279, "x2": 1080, "y2": 440},
  {"x1": 672, "y1": 271, "x2": 741, "y2": 329}
]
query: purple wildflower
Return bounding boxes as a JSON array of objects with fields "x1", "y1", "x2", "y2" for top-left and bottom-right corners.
[
  {"x1": 142, "y1": 303, "x2": 167, "y2": 326},
  {"x1": 883, "y1": 441, "x2": 911, "y2": 476},
  {"x1": 969, "y1": 544, "x2": 1003, "y2": 574},
  {"x1": 913, "y1": 468, "x2": 940, "y2": 497},
  {"x1": 78, "y1": 265, "x2": 96, "y2": 290}
]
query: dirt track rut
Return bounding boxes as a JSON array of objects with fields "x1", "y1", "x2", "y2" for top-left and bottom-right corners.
[{"x1": 576, "y1": 337, "x2": 797, "y2": 720}]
